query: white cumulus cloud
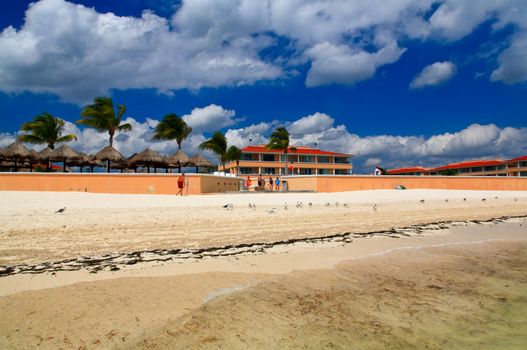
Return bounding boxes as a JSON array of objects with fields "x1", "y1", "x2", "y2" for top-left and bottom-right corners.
[
  {"x1": 182, "y1": 104, "x2": 237, "y2": 134},
  {"x1": 410, "y1": 61, "x2": 456, "y2": 89}
]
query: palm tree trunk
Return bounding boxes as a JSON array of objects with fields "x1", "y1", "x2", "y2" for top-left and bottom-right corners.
[
  {"x1": 107, "y1": 160, "x2": 111, "y2": 173},
  {"x1": 109, "y1": 130, "x2": 114, "y2": 147}
]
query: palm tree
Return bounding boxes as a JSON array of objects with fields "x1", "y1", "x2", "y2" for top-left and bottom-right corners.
[
  {"x1": 18, "y1": 112, "x2": 77, "y2": 150},
  {"x1": 76, "y1": 96, "x2": 132, "y2": 147},
  {"x1": 152, "y1": 113, "x2": 192, "y2": 172},
  {"x1": 199, "y1": 131, "x2": 228, "y2": 171},
  {"x1": 226, "y1": 145, "x2": 242, "y2": 175},
  {"x1": 266, "y1": 126, "x2": 296, "y2": 175},
  {"x1": 18, "y1": 113, "x2": 77, "y2": 172}
]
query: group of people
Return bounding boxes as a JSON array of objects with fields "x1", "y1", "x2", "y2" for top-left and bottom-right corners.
[{"x1": 246, "y1": 175, "x2": 281, "y2": 191}]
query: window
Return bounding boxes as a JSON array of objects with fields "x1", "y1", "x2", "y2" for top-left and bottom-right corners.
[
  {"x1": 335, "y1": 169, "x2": 350, "y2": 175},
  {"x1": 334, "y1": 157, "x2": 349, "y2": 164},
  {"x1": 458, "y1": 168, "x2": 469, "y2": 173},
  {"x1": 318, "y1": 168, "x2": 331, "y2": 174},
  {"x1": 471, "y1": 167, "x2": 483, "y2": 172},
  {"x1": 484, "y1": 166, "x2": 496, "y2": 172},
  {"x1": 241, "y1": 153, "x2": 256, "y2": 161},
  {"x1": 299, "y1": 168, "x2": 314, "y2": 175},
  {"x1": 520, "y1": 161, "x2": 527, "y2": 167},
  {"x1": 497, "y1": 165, "x2": 506, "y2": 170},
  {"x1": 317, "y1": 156, "x2": 330, "y2": 163},
  {"x1": 239, "y1": 167, "x2": 256, "y2": 174},
  {"x1": 263, "y1": 154, "x2": 275, "y2": 162},
  {"x1": 520, "y1": 171, "x2": 527, "y2": 176},
  {"x1": 262, "y1": 167, "x2": 276, "y2": 174},
  {"x1": 299, "y1": 155, "x2": 314, "y2": 163}
]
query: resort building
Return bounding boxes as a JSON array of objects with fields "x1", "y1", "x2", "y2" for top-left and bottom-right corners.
[
  {"x1": 387, "y1": 155, "x2": 527, "y2": 177},
  {"x1": 220, "y1": 145, "x2": 353, "y2": 176}
]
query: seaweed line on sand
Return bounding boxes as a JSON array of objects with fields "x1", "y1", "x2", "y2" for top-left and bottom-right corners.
[{"x1": 1, "y1": 215, "x2": 525, "y2": 278}]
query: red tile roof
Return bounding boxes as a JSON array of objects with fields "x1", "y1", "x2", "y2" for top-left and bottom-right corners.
[
  {"x1": 507, "y1": 155, "x2": 527, "y2": 162},
  {"x1": 242, "y1": 145, "x2": 351, "y2": 157},
  {"x1": 432, "y1": 159, "x2": 503, "y2": 171},
  {"x1": 387, "y1": 167, "x2": 430, "y2": 174}
]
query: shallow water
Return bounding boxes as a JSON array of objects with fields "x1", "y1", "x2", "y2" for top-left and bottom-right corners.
[{"x1": 127, "y1": 240, "x2": 527, "y2": 349}]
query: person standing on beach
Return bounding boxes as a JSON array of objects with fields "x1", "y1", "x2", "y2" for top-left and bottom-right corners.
[
  {"x1": 257, "y1": 174, "x2": 263, "y2": 191},
  {"x1": 275, "y1": 177, "x2": 281, "y2": 191},
  {"x1": 268, "y1": 176, "x2": 273, "y2": 191},
  {"x1": 246, "y1": 176, "x2": 251, "y2": 191},
  {"x1": 177, "y1": 173, "x2": 185, "y2": 196}
]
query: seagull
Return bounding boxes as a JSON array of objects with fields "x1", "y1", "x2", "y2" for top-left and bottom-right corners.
[
  {"x1": 463, "y1": 198, "x2": 467, "y2": 202},
  {"x1": 419, "y1": 199, "x2": 425, "y2": 204},
  {"x1": 248, "y1": 203, "x2": 252, "y2": 209},
  {"x1": 445, "y1": 199, "x2": 449, "y2": 203},
  {"x1": 343, "y1": 202, "x2": 349, "y2": 207},
  {"x1": 284, "y1": 202, "x2": 288, "y2": 210},
  {"x1": 55, "y1": 207, "x2": 66, "y2": 214},
  {"x1": 373, "y1": 204, "x2": 377, "y2": 212},
  {"x1": 248, "y1": 203, "x2": 256, "y2": 209},
  {"x1": 223, "y1": 203, "x2": 234, "y2": 210},
  {"x1": 296, "y1": 201, "x2": 303, "y2": 208},
  {"x1": 335, "y1": 201, "x2": 339, "y2": 207},
  {"x1": 514, "y1": 198, "x2": 518, "y2": 202},
  {"x1": 308, "y1": 202, "x2": 312, "y2": 208},
  {"x1": 494, "y1": 196, "x2": 498, "y2": 200},
  {"x1": 266, "y1": 208, "x2": 277, "y2": 214},
  {"x1": 325, "y1": 202, "x2": 331, "y2": 207},
  {"x1": 481, "y1": 198, "x2": 486, "y2": 202}
]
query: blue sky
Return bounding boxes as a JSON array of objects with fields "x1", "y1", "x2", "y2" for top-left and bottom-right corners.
[{"x1": 0, "y1": 0, "x2": 526, "y2": 173}]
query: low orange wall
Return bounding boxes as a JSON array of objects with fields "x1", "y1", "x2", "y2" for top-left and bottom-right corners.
[
  {"x1": 285, "y1": 175, "x2": 527, "y2": 192},
  {"x1": 0, "y1": 173, "x2": 242, "y2": 195}
]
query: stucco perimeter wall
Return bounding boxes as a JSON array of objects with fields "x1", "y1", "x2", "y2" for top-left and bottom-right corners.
[
  {"x1": 0, "y1": 173, "x2": 241, "y2": 195},
  {"x1": 285, "y1": 175, "x2": 527, "y2": 192}
]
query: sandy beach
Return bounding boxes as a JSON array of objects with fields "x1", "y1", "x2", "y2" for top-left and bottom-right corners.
[{"x1": 0, "y1": 189, "x2": 526, "y2": 349}]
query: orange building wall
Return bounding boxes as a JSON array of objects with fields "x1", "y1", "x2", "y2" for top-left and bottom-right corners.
[
  {"x1": 0, "y1": 173, "x2": 241, "y2": 195},
  {"x1": 286, "y1": 175, "x2": 527, "y2": 192}
]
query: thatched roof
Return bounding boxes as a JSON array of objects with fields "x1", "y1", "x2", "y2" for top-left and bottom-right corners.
[
  {"x1": 169, "y1": 150, "x2": 190, "y2": 166},
  {"x1": 37, "y1": 147, "x2": 54, "y2": 160},
  {"x1": 94, "y1": 146, "x2": 125, "y2": 162},
  {"x1": 128, "y1": 148, "x2": 165, "y2": 167},
  {"x1": 50, "y1": 144, "x2": 81, "y2": 161},
  {"x1": 0, "y1": 142, "x2": 34, "y2": 159},
  {"x1": 189, "y1": 154, "x2": 213, "y2": 167}
]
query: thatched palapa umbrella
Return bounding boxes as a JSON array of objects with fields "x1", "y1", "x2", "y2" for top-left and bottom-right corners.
[
  {"x1": 0, "y1": 142, "x2": 34, "y2": 172},
  {"x1": 37, "y1": 147, "x2": 54, "y2": 172},
  {"x1": 189, "y1": 154, "x2": 213, "y2": 173},
  {"x1": 169, "y1": 150, "x2": 190, "y2": 173},
  {"x1": 128, "y1": 148, "x2": 165, "y2": 173},
  {"x1": 50, "y1": 144, "x2": 82, "y2": 172},
  {"x1": 95, "y1": 146, "x2": 125, "y2": 173}
]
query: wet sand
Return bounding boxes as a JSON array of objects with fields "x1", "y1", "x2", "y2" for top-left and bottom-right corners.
[{"x1": 133, "y1": 240, "x2": 526, "y2": 350}]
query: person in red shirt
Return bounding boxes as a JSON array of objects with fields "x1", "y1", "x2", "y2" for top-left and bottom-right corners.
[
  {"x1": 177, "y1": 173, "x2": 185, "y2": 196},
  {"x1": 245, "y1": 176, "x2": 251, "y2": 191}
]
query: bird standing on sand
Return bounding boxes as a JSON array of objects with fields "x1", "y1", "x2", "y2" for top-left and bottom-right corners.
[
  {"x1": 308, "y1": 202, "x2": 312, "y2": 208},
  {"x1": 284, "y1": 202, "x2": 288, "y2": 210},
  {"x1": 296, "y1": 201, "x2": 303, "y2": 208},
  {"x1": 335, "y1": 201, "x2": 339, "y2": 207},
  {"x1": 55, "y1": 207, "x2": 66, "y2": 214},
  {"x1": 463, "y1": 198, "x2": 467, "y2": 202},
  {"x1": 325, "y1": 202, "x2": 330, "y2": 207},
  {"x1": 445, "y1": 199, "x2": 449, "y2": 203},
  {"x1": 266, "y1": 208, "x2": 277, "y2": 214},
  {"x1": 481, "y1": 198, "x2": 486, "y2": 202},
  {"x1": 373, "y1": 204, "x2": 377, "y2": 212},
  {"x1": 343, "y1": 202, "x2": 349, "y2": 208},
  {"x1": 419, "y1": 199, "x2": 425, "y2": 204},
  {"x1": 223, "y1": 203, "x2": 234, "y2": 210}
]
